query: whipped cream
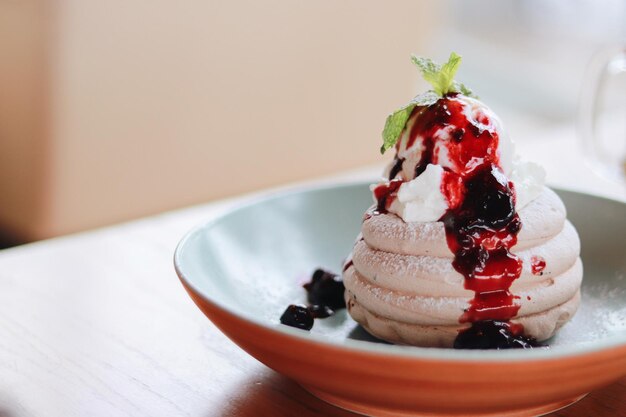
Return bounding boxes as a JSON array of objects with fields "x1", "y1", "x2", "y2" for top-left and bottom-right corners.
[
  {"x1": 509, "y1": 159, "x2": 546, "y2": 210},
  {"x1": 376, "y1": 95, "x2": 546, "y2": 223},
  {"x1": 384, "y1": 164, "x2": 448, "y2": 223}
]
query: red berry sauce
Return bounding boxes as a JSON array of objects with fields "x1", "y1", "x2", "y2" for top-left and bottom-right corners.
[
  {"x1": 373, "y1": 179, "x2": 403, "y2": 214},
  {"x1": 388, "y1": 156, "x2": 405, "y2": 180},
  {"x1": 531, "y1": 256, "x2": 547, "y2": 276},
  {"x1": 374, "y1": 94, "x2": 539, "y2": 349}
]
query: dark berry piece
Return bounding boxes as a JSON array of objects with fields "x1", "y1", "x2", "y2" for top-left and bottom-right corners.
[
  {"x1": 308, "y1": 304, "x2": 334, "y2": 318},
  {"x1": 451, "y1": 127, "x2": 465, "y2": 142},
  {"x1": 454, "y1": 320, "x2": 541, "y2": 350},
  {"x1": 461, "y1": 165, "x2": 515, "y2": 230},
  {"x1": 303, "y1": 269, "x2": 346, "y2": 310},
  {"x1": 280, "y1": 305, "x2": 314, "y2": 330}
]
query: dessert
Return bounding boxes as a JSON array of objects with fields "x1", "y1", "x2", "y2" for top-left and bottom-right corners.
[{"x1": 343, "y1": 53, "x2": 583, "y2": 348}]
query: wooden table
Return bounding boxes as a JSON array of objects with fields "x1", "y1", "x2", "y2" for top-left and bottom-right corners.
[{"x1": 0, "y1": 134, "x2": 624, "y2": 416}]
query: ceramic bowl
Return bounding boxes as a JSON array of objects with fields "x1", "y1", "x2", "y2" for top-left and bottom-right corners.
[{"x1": 174, "y1": 182, "x2": 626, "y2": 417}]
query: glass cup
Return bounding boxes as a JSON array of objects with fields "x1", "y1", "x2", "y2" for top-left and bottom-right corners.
[{"x1": 579, "y1": 45, "x2": 626, "y2": 184}]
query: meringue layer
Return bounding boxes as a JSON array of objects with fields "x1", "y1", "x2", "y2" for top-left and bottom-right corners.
[{"x1": 343, "y1": 187, "x2": 583, "y2": 347}]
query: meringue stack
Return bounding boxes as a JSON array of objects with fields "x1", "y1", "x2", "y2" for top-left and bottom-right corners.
[{"x1": 343, "y1": 187, "x2": 582, "y2": 347}]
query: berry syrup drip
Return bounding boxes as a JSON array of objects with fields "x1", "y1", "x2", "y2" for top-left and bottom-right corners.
[
  {"x1": 388, "y1": 157, "x2": 405, "y2": 180},
  {"x1": 371, "y1": 156, "x2": 404, "y2": 214},
  {"x1": 342, "y1": 259, "x2": 354, "y2": 272},
  {"x1": 373, "y1": 179, "x2": 403, "y2": 214},
  {"x1": 441, "y1": 165, "x2": 523, "y2": 324},
  {"x1": 396, "y1": 94, "x2": 530, "y2": 348},
  {"x1": 531, "y1": 256, "x2": 547, "y2": 276}
]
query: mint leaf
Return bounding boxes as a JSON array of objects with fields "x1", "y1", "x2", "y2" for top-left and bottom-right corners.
[
  {"x1": 381, "y1": 104, "x2": 415, "y2": 154},
  {"x1": 380, "y1": 91, "x2": 438, "y2": 154},
  {"x1": 411, "y1": 52, "x2": 462, "y2": 96},
  {"x1": 411, "y1": 56, "x2": 439, "y2": 91},
  {"x1": 455, "y1": 81, "x2": 478, "y2": 99},
  {"x1": 438, "y1": 52, "x2": 462, "y2": 94}
]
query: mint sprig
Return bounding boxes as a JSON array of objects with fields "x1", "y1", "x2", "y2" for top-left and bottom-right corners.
[
  {"x1": 380, "y1": 52, "x2": 477, "y2": 154},
  {"x1": 380, "y1": 92, "x2": 437, "y2": 154},
  {"x1": 412, "y1": 52, "x2": 461, "y2": 96}
]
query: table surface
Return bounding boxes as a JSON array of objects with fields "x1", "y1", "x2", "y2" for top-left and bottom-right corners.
[{"x1": 0, "y1": 125, "x2": 625, "y2": 417}]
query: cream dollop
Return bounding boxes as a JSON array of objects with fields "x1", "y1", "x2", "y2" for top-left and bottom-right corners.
[
  {"x1": 510, "y1": 159, "x2": 546, "y2": 210},
  {"x1": 388, "y1": 164, "x2": 448, "y2": 222}
]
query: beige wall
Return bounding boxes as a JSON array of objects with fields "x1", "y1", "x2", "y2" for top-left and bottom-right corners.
[
  {"x1": 0, "y1": 1, "x2": 48, "y2": 240},
  {"x1": 0, "y1": 1, "x2": 440, "y2": 240}
]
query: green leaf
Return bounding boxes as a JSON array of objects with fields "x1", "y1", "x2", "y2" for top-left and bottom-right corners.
[
  {"x1": 455, "y1": 81, "x2": 478, "y2": 99},
  {"x1": 411, "y1": 52, "x2": 463, "y2": 96},
  {"x1": 380, "y1": 91, "x2": 439, "y2": 154},
  {"x1": 438, "y1": 52, "x2": 462, "y2": 95},
  {"x1": 411, "y1": 56, "x2": 439, "y2": 92},
  {"x1": 410, "y1": 90, "x2": 440, "y2": 107},
  {"x1": 381, "y1": 104, "x2": 415, "y2": 154},
  {"x1": 380, "y1": 91, "x2": 439, "y2": 153}
]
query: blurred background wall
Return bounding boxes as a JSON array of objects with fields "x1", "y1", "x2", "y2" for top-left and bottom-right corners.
[
  {"x1": 0, "y1": 0, "x2": 624, "y2": 243},
  {"x1": 0, "y1": 0, "x2": 441, "y2": 242}
]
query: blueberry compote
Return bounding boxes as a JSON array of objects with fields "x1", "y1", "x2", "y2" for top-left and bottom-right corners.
[
  {"x1": 304, "y1": 269, "x2": 346, "y2": 310},
  {"x1": 453, "y1": 320, "x2": 540, "y2": 349},
  {"x1": 374, "y1": 94, "x2": 540, "y2": 349},
  {"x1": 279, "y1": 269, "x2": 346, "y2": 331},
  {"x1": 280, "y1": 305, "x2": 314, "y2": 330}
]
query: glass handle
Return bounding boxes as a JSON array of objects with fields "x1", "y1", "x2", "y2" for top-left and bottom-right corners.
[{"x1": 579, "y1": 45, "x2": 626, "y2": 180}]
